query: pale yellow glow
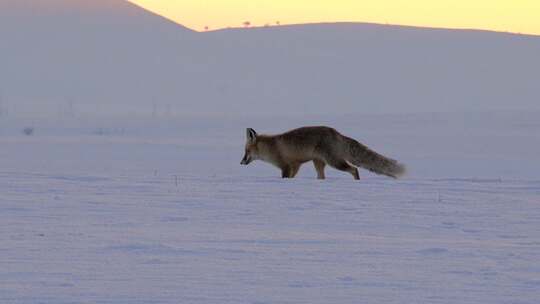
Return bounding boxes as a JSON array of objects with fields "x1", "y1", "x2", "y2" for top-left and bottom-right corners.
[{"x1": 128, "y1": 0, "x2": 540, "y2": 35}]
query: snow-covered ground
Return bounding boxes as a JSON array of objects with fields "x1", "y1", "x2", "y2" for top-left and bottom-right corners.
[{"x1": 1, "y1": 112, "x2": 539, "y2": 303}]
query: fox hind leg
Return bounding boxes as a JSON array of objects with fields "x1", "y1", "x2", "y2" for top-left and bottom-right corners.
[
  {"x1": 324, "y1": 156, "x2": 360, "y2": 180},
  {"x1": 313, "y1": 159, "x2": 326, "y2": 179}
]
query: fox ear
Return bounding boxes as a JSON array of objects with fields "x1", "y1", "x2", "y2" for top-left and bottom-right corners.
[{"x1": 246, "y1": 128, "x2": 257, "y2": 143}]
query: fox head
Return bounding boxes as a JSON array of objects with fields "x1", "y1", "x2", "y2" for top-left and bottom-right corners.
[{"x1": 240, "y1": 128, "x2": 258, "y2": 165}]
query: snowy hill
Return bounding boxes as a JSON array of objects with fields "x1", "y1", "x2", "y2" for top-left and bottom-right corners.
[
  {"x1": 199, "y1": 23, "x2": 540, "y2": 115},
  {"x1": 0, "y1": 0, "x2": 198, "y2": 116},
  {"x1": 1, "y1": 0, "x2": 539, "y2": 117}
]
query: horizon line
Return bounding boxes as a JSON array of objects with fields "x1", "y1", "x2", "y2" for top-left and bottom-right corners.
[
  {"x1": 125, "y1": 1, "x2": 540, "y2": 38},
  {"x1": 198, "y1": 21, "x2": 540, "y2": 38}
]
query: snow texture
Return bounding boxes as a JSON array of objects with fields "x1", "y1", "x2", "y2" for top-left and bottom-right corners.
[{"x1": 1, "y1": 113, "x2": 539, "y2": 303}]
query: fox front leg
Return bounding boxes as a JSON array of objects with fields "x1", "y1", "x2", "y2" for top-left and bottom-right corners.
[
  {"x1": 281, "y1": 165, "x2": 292, "y2": 178},
  {"x1": 289, "y1": 164, "x2": 301, "y2": 178}
]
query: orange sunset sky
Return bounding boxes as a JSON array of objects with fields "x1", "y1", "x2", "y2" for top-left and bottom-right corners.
[{"x1": 128, "y1": 0, "x2": 540, "y2": 35}]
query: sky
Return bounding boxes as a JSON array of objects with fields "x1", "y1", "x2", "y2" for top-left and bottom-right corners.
[{"x1": 128, "y1": 0, "x2": 540, "y2": 35}]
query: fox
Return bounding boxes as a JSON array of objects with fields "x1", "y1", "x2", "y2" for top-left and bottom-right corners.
[{"x1": 240, "y1": 126, "x2": 406, "y2": 180}]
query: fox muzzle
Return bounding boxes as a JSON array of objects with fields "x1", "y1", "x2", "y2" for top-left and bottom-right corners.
[{"x1": 240, "y1": 153, "x2": 252, "y2": 165}]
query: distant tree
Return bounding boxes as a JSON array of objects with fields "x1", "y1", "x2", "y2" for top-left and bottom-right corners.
[
  {"x1": 204, "y1": 26, "x2": 209, "y2": 31},
  {"x1": 66, "y1": 99, "x2": 75, "y2": 118},
  {"x1": 152, "y1": 102, "x2": 157, "y2": 118},
  {"x1": 276, "y1": 21, "x2": 280, "y2": 26},
  {"x1": 243, "y1": 21, "x2": 251, "y2": 28},
  {"x1": 0, "y1": 91, "x2": 6, "y2": 117},
  {"x1": 0, "y1": 92, "x2": 3, "y2": 117}
]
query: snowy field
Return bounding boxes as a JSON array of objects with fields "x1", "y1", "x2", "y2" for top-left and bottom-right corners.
[{"x1": 1, "y1": 112, "x2": 539, "y2": 303}]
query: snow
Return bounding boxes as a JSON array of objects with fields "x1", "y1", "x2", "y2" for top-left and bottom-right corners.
[
  {"x1": 1, "y1": 170, "x2": 539, "y2": 303},
  {"x1": 1, "y1": 113, "x2": 539, "y2": 303},
  {"x1": 1, "y1": 2, "x2": 539, "y2": 302}
]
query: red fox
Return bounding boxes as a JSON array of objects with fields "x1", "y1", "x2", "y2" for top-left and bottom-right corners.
[{"x1": 240, "y1": 126, "x2": 406, "y2": 180}]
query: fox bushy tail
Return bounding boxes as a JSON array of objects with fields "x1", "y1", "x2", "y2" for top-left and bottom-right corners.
[{"x1": 345, "y1": 138, "x2": 406, "y2": 179}]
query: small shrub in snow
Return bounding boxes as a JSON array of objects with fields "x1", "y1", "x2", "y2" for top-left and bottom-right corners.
[
  {"x1": 94, "y1": 128, "x2": 107, "y2": 136},
  {"x1": 23, "y1": 127, "x2": 34, "y2": 136}
]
